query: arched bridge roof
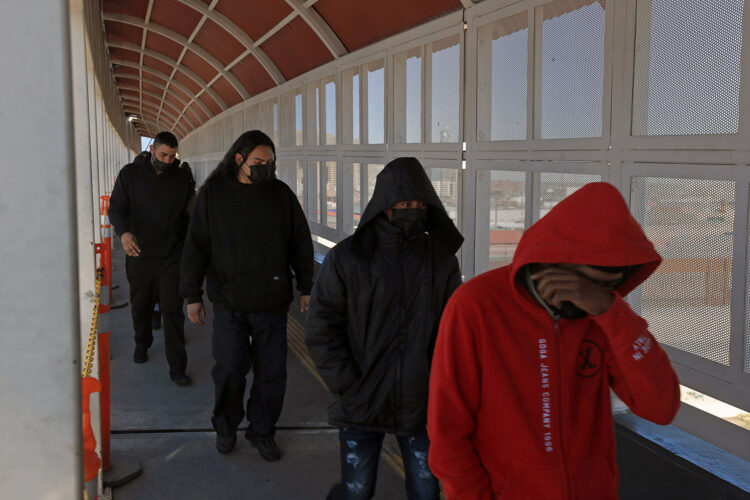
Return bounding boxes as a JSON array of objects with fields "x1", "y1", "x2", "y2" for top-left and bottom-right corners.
[{"x1": 102, "y1": 0, "x2": 470, "y2": 138}]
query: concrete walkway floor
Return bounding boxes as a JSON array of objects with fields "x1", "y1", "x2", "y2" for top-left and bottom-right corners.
[{"x1": 106, "y1": 241, "x2": 409, "y2": 499}]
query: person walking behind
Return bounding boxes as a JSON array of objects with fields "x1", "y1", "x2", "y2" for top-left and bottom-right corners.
[
  {"x1": 180, "y1": 130, "x2": 314, "y2": 461},
  {"x1": 305, "y1": 157, "x2": 464, "y2": 500},
  {"x1": 108, "y1": 131, "x2": 195, "y2": 386}
]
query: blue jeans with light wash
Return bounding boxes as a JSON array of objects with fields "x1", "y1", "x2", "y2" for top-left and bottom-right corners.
[{"x1": 326, "y1": 427, "x2": 440, "y2": 500}]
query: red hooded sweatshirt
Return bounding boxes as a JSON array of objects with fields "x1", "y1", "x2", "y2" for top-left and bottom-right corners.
[{"x1": 427, "y1": 182, "x2": 680, "y2": 499}]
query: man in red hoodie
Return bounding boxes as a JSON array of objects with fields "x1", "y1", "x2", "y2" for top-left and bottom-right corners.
[{"x1": 427, "y1": 182, "x2": 680, "y2": 499}]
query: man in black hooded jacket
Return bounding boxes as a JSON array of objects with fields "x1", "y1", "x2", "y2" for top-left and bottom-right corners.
[
  {"x1": 306, "y1": 157, "x2": 463, "y2": 500},
  {"x1": 108, "y1": 132, "x2": 194, "y2": 386}
]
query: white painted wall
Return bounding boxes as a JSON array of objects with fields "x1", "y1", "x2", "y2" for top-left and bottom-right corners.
[{"x1": 0, "y1": 1, "x2": 81, "y2": 498}]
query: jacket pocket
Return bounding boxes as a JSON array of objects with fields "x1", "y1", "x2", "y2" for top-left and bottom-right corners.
[
  {"x1": 494, "y1": 460, "x2": 566, "y2": 499},
  {"x1": 570, "y1": 454, "x2": 617, "y2": 499}
]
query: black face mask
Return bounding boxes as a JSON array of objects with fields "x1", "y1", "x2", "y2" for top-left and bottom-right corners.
[
  {"x1": 389, "y1": 208, "x2": 428, "y2": 239},
  {"x1": 249, "y1": 163, "x2": 276, "y2": 184},
  {"x1": 152, "y1": 157, "x2": 173, "y2": 172},
  {"x1": 240, "y1": 157, "x2": 276, "y2": 185},
  {"x1": 549, "y1": 301, "x2": 589, "y2": 320}
]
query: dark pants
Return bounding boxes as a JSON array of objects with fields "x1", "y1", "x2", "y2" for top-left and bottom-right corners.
[
  {"x1": 125, "y1": 256, "x2": 187, "y2": 375},
  {"x1": 211, "y1": 309, "x2": 288, "y2": 440},
  {"x1": 327, "y1": 427, "x2": 439, "y2": 500}
]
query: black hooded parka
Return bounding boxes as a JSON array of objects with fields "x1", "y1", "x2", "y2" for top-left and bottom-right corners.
[{"x1": 305, "y1": 157, "x2": 463, "y2": 434}]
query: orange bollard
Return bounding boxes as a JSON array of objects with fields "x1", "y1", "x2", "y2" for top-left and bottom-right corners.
[
  {"x1": 82, "y1": 376, "x2": 101, "y2": 500},
  {"x1": 99, "y1": 196, "x2": 112, "y2": 304},
  {"x1": 95, "y1": 245, "x2": 112, "y2": 472}
]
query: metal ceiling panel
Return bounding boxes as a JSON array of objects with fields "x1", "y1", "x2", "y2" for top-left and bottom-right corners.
[
  {"x1": 199, "y1": 93, "x2": 222, "y2": 115},
  {"x1": 108, "y1": 47, "x2": 141, "y2": 64},
  {"x1": 116, "y1": 66, "x2": 140, "y2": 76},
  {"x1": 146, "y1": 31, "x2": 185, "y2": 62},
  {"x1": 191, "y1": 103, "x2": 210, "y2": 122},
  {"x1": 181, "y1": 50, "x2": 218, "y2": 84},
  {"x1": 314, "y1": 0, "x2": 462, "y2": 51},
  {"x1": 104, "y1": 21, "x2": 143, "y2": 46},
  {"x1": 215, "y1": 0, "x2": 293, "y2": 42},
  {"x1": 173, "y1": 70, "x2": 202, "y2": 94},
  {"x1": 143, "y1": 55, "x2": 176, "y2": 78},
  {"x1": 211, "y1": 77, "x2": 243, "y2": 107},
  {"x1": 260, "y1": 17, "x2": 332, "y2": 80},
  {"x1": 119, "y1": 89, "x2": 141, "y2": 98},
  {"x1": 193, "y1": 19, "x2": 246, "y2": 67},
  {"x1": 141, "y1": 70, "x2": 170, "y2": 87},
  {"x1": 143, "y1": 81, "x2": 164, "y2": 94},
  {"x1": 116, "y1": 76, "x2": 140, "y2": 86},
  {"x1": 150, "y1": 0, "x2": 203, "y2": 39},
  {"x1": 169, "y1": 85, "x2": 191, "y2": 104},
  {"x1": 230, "y1": 55, "x2": 276, "y2": 96},
  {"x1": 183, "y1": 107, "x2": 202, "y2": 127},
  {"x1": 102, "y1": 0, "x2": 149, "y2": 19}
]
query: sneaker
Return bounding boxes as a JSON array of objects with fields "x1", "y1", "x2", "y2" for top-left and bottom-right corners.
[
  {"x1": 212, "y1": 417, "x2": 237, "y2": 455},
  {"x1": 151, "y1": 310, "x2": 161, "y2": 330},
  {"x1": 133, "y1": 345, "x2": 148, "y2": 364},
  {"x1": 251, "y1": 436, "x2": 281, "y2": 462},
  {"x1": 216, "y1": 430, "x2": 237, "y2": 454},
  {"x1": 170, "y1": 372, "x2": 192, "y2": 386}
]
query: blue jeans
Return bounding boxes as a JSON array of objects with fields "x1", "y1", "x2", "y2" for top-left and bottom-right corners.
[{"x1": 327, "y1": 427, "x2": 439, "y2": 500}]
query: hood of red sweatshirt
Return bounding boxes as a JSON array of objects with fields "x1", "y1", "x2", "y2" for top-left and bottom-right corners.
[{"x1": 510, "y1": 182, "x2": 662, "y2": 299}]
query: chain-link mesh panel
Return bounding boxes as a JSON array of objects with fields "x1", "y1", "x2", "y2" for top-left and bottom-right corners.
[
  {"x1": 430, "y1": 168, "x2": 459, "y2": 225},
  {"x1": 538, "y1": 172, "x2": 601, "y2": 220},
  {"x1": 431, "y1": 35, "x2": 460, "y2": 143},
  {"x1": 744, "y1": 186, "x2": 750, "y2": 373},
  {"x1": 486, "y1": 12, "x2": 527, "y2": 141},
  {"x1": 313, "y1": 161, "x2": 321, "y2": 223},
  {"x1": 326, "y1": 161, "x2": 337, "y2": 229},
  {"x1": 541, "y1": 0, "x2": 606, "y2": 139},
  {"x1": 489, "y1": 170, "x2": 526, "y2": 269},
  {"x1": 631, "y1": 177, "x2": 734, "y2": 365},
  {"x1": 325, "y1": 79, "x2": 336, "y2": 145},
  {"x1": 367, "y1": 61, "x2": 385, "y2": 144},
  {"x1": 632, "y1": 0, "x2": 743, "y2": 136},
  {"x1": 295, "y1": 160, "x2": 304, "y2": 210},
  {"x1": 352, "y1": 163, "x2": 361, "y2": 231},
  {"x1": 367, "y1": 164, "x2": 384, "y2": 202},
  {"x1": 295, "y1": 92, "x2": 303, "y2": 146}
]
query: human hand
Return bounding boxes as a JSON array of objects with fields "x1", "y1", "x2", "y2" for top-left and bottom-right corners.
[
  {"x1": 530, "y1": 265, "x2": 623, "y2": 316},
  {"x1": 121, "y1": 232, "x2": 141, "y2": 257},
  {"x1": 300, "y1": 295, "x2": 310, "y2": 312},
  {"x1": 187, "y1": 302, "x2": 206, "y2": 325}
]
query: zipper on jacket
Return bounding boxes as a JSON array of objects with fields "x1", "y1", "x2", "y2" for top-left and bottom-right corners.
[{"x1": 553, "y1": 319, "x2": 574, "y2": 500}]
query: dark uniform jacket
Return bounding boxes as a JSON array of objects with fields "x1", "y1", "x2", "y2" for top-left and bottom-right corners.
[
  {"x1": 305, "y1": 157, "x2": 464, "y2": 434},
  {"x1": 108, "y1": 152, "x2": 194, "y2": 260},
  {"x1": 180, "y1": 175, "x2": 314, "y2": 313}
]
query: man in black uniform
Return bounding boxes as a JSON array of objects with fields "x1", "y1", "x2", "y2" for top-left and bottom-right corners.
[
  {"x1": 181, "y1": 130, "x2": 313, "y2": 460},
  {"x1": 109, "y1": 131, "x2": 194, "y2": 386}
]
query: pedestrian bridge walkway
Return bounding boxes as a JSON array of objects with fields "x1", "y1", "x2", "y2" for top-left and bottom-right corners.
[
  {"x1": 106, "y1": 241, "x2": 408, "y2": 499},
  {"x1": 3, "y1": 0, "x2": 750, "y2": 498}
]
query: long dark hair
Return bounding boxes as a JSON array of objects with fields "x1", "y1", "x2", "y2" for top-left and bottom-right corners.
[{"x1": 206, "y1": 130, "x2": 276, "y2": 183}]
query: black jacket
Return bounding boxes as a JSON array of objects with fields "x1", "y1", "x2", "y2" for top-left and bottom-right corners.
[
  {"x1": 305, "y1": 157, "x2": 463, "y2": 434},
  {"x1": 108, "y1": 152, "x2": 195, "y2": 260},
  {"x1": 180, "y1": 175, "x2": 314, "y2": 313}
]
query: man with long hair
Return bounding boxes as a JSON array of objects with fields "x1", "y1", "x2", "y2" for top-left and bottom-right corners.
[
  {"x1": 180, "y1": 130, "x2": 314, "y2": 461},
  {"x1": 109, "y1": 131, "x2": 194, "y2": 386}
]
